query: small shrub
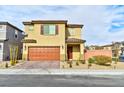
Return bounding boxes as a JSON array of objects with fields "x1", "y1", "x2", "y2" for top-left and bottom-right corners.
[
  {"x1": 93, "y1": 55, "x2": 112, "y2": 65},
  {"x1": 88, "y1": 58, "x2": 95, "y2": 64},
  {"x1": 10, "y1": 61, "x2": 15, "y2": 66},
  {"x1": 112, "y1": 58, "x2": 119, "y2": 62},
  {"x1": 69, "y1": 63, "x2": 72, "y2": 68},
  {"x1": 81, "y1": 60, "x2": 85, "y2": 64},
  {"x1": 88, "y1": 58, "x2": 95, "y2": 66},
  {"x1": 67, "y1": 61, "x2": 72, "y2": 68},
  {"x1": 5, "y1": 63, "x2": 8, "y2": 68},
  {"x1": 76, "y1": 61, "x2": 79, "y2": 66}
]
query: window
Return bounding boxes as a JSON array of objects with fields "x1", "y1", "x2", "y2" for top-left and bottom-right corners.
[
  {"x1": 41, "y1": 24, "x2": 58, "y2": 35},
  {"x1": 29, "y1": 25, "x2": 34, "y2": 31},
  {"x1": 14, "y1": 30, "x2": 18, "y2": 39},
  {"x1": 0, "y1": 44, "x2": 2, "y2": 50},
  {"x1": 69, "y1": 28, "x2": 75, "y2": 35},
  {"x1": 0, "y1": 25, "x2": 4, "y2": 30}
]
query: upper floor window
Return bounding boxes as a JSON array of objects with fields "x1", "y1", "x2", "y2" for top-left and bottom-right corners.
[
  {"x1": 0, "y1": 25, "x2": 4, "y2": 31},
  {"x1": 0, "y1": 44, "x2": 2, "y2": 50},
  {"x1": 29, "y1": 25, "x2": 34, "y2": 31},
  {"x1": 69, "y1": 28, "x2": 75, "y2": 35},
  {"x1": 41, "y1": 24, "x2": 58, "y2": 35},
  {"x1": 14, "y1": 30, "x2": 18, "y2": 39}
]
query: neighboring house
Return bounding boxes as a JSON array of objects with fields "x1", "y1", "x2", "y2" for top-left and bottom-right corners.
[
  {"x1": 0, "y1": 22, "x2": 24, "y2": 61},
  {"x1": 84, "y1": 44, "x2": 113, "y2": 60},
  {"x1": 101, "y1": 44, "x2": 113, "y2": 50},
  {"x1": 88, "y1": 44, "x2": 112, "y2": 50},
  {"x1": 112, "y1": 41, "x2": 124, "y2": 58},
  {"x1": 87, "y1": 42, "x2": 124, "y2": 61},
  {"x1": 22, "y1": 20, "x2": 86, "y2": 62},
  {"x1": 88, "y1": 45, "x2": 103, "y2": 50}
]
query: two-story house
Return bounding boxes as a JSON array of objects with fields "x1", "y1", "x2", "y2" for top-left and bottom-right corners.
[
  {"x1": 101, "y1": 44, "x2": 113, "y2": 50},
  {"x1": 112, "y1": 41, "x2": 124, "y2": 58},
  {"x1": 0, "y1": 22, "x2": 24, "y2": 61},
  {"x1": 22, "y1": 20, "x2": 86, "y2": 63}
]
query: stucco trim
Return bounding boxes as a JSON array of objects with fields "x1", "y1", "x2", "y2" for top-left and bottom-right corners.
[{"x1": 28, "y1": 46, "x2": 60, "y2": 48}]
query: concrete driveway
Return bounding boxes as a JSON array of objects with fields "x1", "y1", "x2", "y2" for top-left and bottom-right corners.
[{"x1": 12, "y1": 61, "x2": 60, "y2": 69}]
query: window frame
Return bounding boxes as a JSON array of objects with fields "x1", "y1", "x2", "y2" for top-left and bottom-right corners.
[
  {"x1": 43, "y1": 24, "x2": 56, "y2": 35},
  {"x1": 41, "y1": 24, "x2": 58, "y2": 36},
  {"x1": 69, "y1": 28, "x2": 75, "y2": 36},
  {"x1": 29, "y1": 25, "x2": 34, "y2": 31},
  {"x1": 49, "y1": 25, "x2": 56, "y2": 35},
  {"x1": 14, "y1": 30, "x2": 18, "y2": 40},
  {"x1": 0, "y1": 25, "x2": 4, "y2": 31},
  {"x1": 0, "y1": 44, "x2": 2, "y2": 50}
]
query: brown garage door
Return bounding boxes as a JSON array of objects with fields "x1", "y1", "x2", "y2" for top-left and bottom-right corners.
[{"x1": 28, "y1": 46, "x2": 60, "y2": 61}]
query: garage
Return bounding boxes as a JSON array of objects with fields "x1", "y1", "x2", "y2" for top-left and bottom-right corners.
[{"x1": 28, "y1": 46, "x2": 60, "y2": 61}]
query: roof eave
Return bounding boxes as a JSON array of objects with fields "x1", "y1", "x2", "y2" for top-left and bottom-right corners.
[
  {"x1": 0, "y1": 22, "x2": 23, "y2": 32},
  {"x1": 67, "y1": 24, "x2": 84, "y2": 28},
  {"x1": 23, "y1": 20, "x2": 68, "y2": 25}
]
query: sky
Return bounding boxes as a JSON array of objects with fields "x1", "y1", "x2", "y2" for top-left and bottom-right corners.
[{"x1": 0, "y1": 5, "x2": 124, "y2": 45}]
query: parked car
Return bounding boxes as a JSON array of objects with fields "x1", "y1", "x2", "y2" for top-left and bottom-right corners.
[{"x1": 119, "y1": 55, "x2": 124, "y2": 62}]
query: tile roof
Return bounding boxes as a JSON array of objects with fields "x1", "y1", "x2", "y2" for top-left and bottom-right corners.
[
  {"x1": 66, "y1": 38, "x2": 86, "y2": 43},
  {"x1": 21, "y1": 39, "x2": 37, "y2": 43}
]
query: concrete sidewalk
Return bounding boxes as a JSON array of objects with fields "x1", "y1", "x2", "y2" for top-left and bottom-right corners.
[{"x1": 0, "y1": 69, "x2": 124, "y2": 75}]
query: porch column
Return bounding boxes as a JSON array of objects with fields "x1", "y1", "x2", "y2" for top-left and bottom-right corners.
[
  {"x1": 60, "y1": 43, "x2": 66, "y2": 61},
  {"x1": 80, "y1": 43, "x2": 85, "y2": 60},
  {"x1": 22, "y1": 43, "x2": 28, "y2": 60},
  {"x1": 64, "y1": 43, "x2": 67, "y2": 61}
]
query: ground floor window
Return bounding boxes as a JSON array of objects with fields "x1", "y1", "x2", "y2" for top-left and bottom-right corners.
[{"x1": 0, "y1": 43, "x2": 2, "y2": 50}]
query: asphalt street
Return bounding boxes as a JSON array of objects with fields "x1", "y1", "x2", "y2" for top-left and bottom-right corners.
[{"x1": 0, "y1": 75, "x2": 124, "y2": 87}]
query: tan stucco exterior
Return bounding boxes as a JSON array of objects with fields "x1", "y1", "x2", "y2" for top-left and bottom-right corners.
[
  {"x1": 67, "y1": 27, "x2": 82, "y2": 39},
  {"x1": 23, "y1": 23, "x2": 66, "y2": 61},
  {"x1": 103, "y1": 46, "x2": 112, "y2": 50},
  {"x1": 22, "y1": 20, "x2": 85, "y2": 61}
]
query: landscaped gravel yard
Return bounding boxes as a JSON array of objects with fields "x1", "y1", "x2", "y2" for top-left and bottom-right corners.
[{"x1": 0, "y1": 61, "x2": 124, "y2": 70}]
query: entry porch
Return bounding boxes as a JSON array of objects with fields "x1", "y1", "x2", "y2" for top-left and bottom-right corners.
[{"x1": 65, "y1": 38, "x2": 86, "y2": 61}]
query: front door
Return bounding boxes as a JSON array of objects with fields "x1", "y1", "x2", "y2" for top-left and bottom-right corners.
[{"x1": 67, "y1": 46, "x2": 73, "y2": 60}]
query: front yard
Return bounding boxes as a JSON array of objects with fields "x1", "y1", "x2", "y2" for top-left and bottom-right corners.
[
  {"x1": 0, "y1": 60, "x2": 24, "y2": 69},
  {"x1": 0, "y1": 60, "x2": 124, "y2": 69},
  {"x1": 60, "y1": 61, "x2": 124, "y2": 69}
]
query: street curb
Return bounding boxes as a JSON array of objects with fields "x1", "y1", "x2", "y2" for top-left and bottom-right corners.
[{"x1": 0, "y1": 69, "x2": 124, "y2": 75}]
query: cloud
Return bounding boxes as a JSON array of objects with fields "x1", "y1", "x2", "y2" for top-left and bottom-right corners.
[{"x1": 0, "y1": 5, "x2": 124, "y2": 45}]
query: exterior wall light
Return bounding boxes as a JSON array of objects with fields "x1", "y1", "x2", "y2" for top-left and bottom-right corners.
[{"x1": 62, "y1": 45, "x2": 64, "y2": 49}]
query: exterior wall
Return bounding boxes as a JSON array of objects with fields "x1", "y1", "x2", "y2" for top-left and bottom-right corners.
[
  {"x1": 66, "y1": 27, "x2": 84, "y2": 60},
  {"x1": 0, "y1": 42, "x2": 3, "y2": 61},
  {"x1": 66, "y1": 27, "x2": 82, "y2": 39},
  {"x1": 66, "y1": 43, "x2": 85, "y2": 60},
  {"x1": 117, "y1": 44, "x2": 124, "y2": 57},
  {"x1": 89, "y1": 47, "x2": 96, "y2": 50},
  {"x1": 23, "y1": 23, "x2": 66, "y2": 61},
  {"x1": 84, "y1": 50, "x2": 112, "y2": 60},
  {"x1": 0, "y1": 25, "x2": 6, "y2": 40},
  {"x1": 80, "y1": 43, "x2": 85, "y2": 60},
  {"x1": 72, "y1": 45, "x2": 80, "y2": 60},
  {"x1": 103, "y1": 46, "x2": 112, "y2": 50},
  {"x1": 3, "y1": 25, "x2": 23, "y2": 61}
]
